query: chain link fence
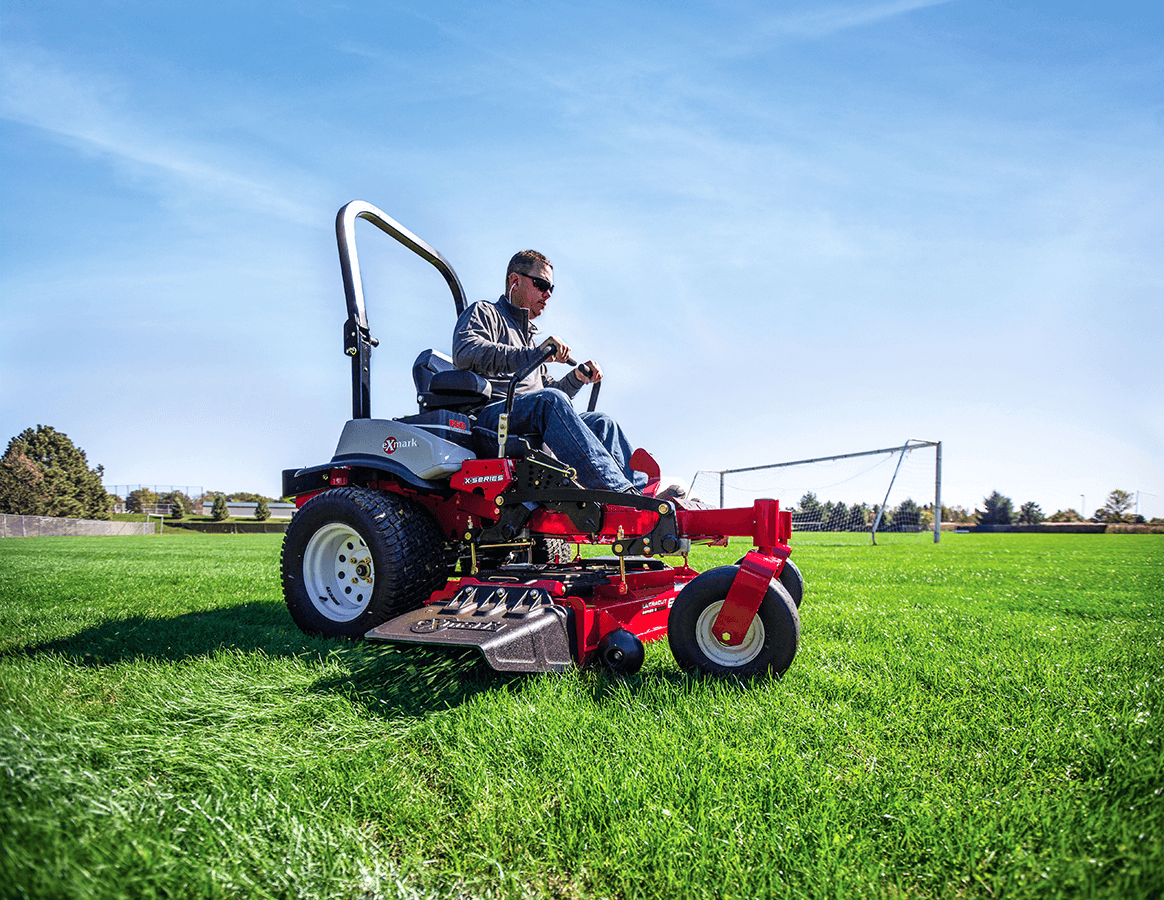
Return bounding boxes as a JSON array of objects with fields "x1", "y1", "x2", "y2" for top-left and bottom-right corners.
[{"x1": 0, "y1": 514, "x2": 156, "y2": 538}]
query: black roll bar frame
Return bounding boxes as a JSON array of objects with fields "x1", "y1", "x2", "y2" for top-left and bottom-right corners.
[{"x1": 336, "y1": 200, "x2": 468, "y2": 420}]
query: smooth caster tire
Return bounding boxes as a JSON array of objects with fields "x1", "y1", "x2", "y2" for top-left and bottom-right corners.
[
  {"x1": 669, "y1": 565, "x2": 800, "y2": 678},
  {"x1": 735, "y1": 556, "x2": 805, "y2": 608}
]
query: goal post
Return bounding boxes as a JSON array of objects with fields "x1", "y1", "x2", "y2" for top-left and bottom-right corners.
[{"x1": 690, "y1": 440, "x2": 943, "y2": 543}]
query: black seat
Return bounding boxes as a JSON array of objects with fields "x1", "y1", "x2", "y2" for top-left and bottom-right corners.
[
  {"x1": 412, "y1": 348, "x2": 455, "y2": 394},
  {"x1": 412, "y1": 349, "x2": 491, "y2": 413},
  {"x1": 411, "y1": 348, "x2": 542, "y2": 457}
]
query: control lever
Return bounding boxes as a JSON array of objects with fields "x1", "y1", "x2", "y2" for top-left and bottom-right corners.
[{"x1": 565, "y1": 356, "x2": 601, "y2": 413}]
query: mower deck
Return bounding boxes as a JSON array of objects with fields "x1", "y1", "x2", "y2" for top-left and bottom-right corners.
[{"x1": 364, "y1": 557, "x2": 697, "y2": 673}]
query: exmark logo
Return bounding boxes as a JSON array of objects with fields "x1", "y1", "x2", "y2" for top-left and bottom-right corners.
[
  {"x1": 410, "y1": 617, "x2": 504, "y2": 634},
  {"x1": 383, "y1": 436, "x2": 419, "y2": 454}
]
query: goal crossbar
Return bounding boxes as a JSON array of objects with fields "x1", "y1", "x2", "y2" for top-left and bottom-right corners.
[
  {"x1": 697, "y1": 439, "x2": 942, "y2": 543},
  {"x1": 720, "y1": 440, "x2": 939, "y2": 475}
]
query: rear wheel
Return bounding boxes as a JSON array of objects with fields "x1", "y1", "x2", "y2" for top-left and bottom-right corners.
[
  {"x1": 668, "y1": 566, "x2": 800, "y2": 678},
  {"x1": 531, "y1": 537, "x2": 573, "y2": 565},
  {"x1": 281, "y1": 487, "x2": 450, "y2": 639}
]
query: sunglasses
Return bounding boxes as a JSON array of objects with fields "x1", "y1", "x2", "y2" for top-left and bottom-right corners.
[{"x1": 519, "y1": 272, "x2": 554, "y2": 294}]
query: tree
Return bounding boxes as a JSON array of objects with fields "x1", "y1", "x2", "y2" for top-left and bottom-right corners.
[
  {"x1": 227, "y1": 492, "x2": 276, "y2": 504},
  {"x1": 794, "y1": 492, "x2": 823, "y2": 531},
  {"x1": 126, "y1": 487, "x2": 159, "y2": 514},
  {"x1": 0, "y1": 426, "x2": 111, "y2": 519},
  {"x1": 942, "y1": 505, "x2": 972, "y2": 524},
  {"x1": 254, "y1": 498, "x2": 270, "y2": 521},
  {"x1": 211, "y1": 494, "x2": 230, "y2": 521},
  {"x1": 166, "y1": 491, "x2": 193, "y2": 520},
  {"x1": 0, "y1": 451, "x2": 48, "y2": 515},
  {"x1": 890, "y1": 498, "x2": 923, "y2": 532},
  {"x1": 1098, "y1": 490, "x2": 1134, "y2": 524},
  {"x1": 871, "y1": 504, "x2": 892, "y2": 532},
  {"x1": 824, "y1": 501, "x2": 849, "y2": 531},
  {"x1": 1018, "y1": 501, "x2": 1044, "y2": 525},
  {"x1": 1048, "y1": 508, "x2": 1083, "y2": 523},
  {"x1": 977, "y1": 491, "x2": 1015, "y2": 526}
]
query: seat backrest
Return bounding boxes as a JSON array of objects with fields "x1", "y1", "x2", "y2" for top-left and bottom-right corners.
[
  {"x1": 412, "y1": 349, "x2": 457, "y2": 395},
  {"x1": 413, "y1": 348, "x2": 491, "y2": 413}
]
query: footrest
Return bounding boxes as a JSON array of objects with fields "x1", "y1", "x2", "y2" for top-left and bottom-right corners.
[{"x1": 365, "y1": 583, "x2": 574, "y2": 673}]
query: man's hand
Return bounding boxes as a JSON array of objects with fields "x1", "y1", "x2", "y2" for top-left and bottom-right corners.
[
  {"x1": 538, "y1": 335, "x2": 572, "y2": 363},
  {"x1": 575, "y1": 360, "x2": 603, "y2": 383}
]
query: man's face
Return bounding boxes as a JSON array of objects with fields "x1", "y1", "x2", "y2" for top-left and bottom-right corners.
[{"x1": 508, "y1": 262, "x2": 554, "y2": 319}]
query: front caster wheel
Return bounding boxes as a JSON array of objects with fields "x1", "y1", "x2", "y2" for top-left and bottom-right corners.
[
  {"x1": 734, "y1": 556, "x2": 805, "y2": 608},
  {"x1": 668, "y1": 566, "x2": 800, "y2": 678},
  {"x1": 281, "y1": 487, "x2": 449, "y2": 639},
  {"x1": 778, "y1": 558, "x2": 805, "y2": 608}
]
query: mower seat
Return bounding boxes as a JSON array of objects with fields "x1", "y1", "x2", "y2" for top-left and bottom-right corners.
[
  {"x1": 412, "y1": 349, "x2": 492, "y2": 413},
  {"x1": 412, "y1": 348, "x2": 456, "y2": 394},
  {"x1": 411, "y1": 349, "x2": 542, "y2": 457}
]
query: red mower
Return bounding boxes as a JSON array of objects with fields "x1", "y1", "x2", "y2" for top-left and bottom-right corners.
[{"x1": 280, "y1": 201, "x2": 804, "y2": 677}]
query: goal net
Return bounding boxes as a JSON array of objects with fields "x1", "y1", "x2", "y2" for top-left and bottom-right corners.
[{"x1": 689, "y1": 440, "x2": 942, "y2": 543}]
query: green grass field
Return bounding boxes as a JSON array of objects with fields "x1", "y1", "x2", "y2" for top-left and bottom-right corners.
[{"x1": 1, "y1": 532, "x2": 1161, "y2": 899}]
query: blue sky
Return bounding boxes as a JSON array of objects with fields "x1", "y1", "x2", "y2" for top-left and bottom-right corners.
[{"x1": 2, "y1": 0, "x2": 1161, "y2": 518}]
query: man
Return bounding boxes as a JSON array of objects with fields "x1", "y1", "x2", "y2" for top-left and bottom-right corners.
[{"x1": 452, "y1": 250, "x2": 647, "y2": 493}]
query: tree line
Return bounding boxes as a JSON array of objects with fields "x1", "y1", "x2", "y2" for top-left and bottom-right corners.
[
  {"x1": 789, "y1": 493, "x2": 931, "y2": 532},
  {"x1": 974, "y1": 489, "x2": 1155, "y2": 526},
  {"x1": 0, "y1": 426, "x2": 277, "y2": 522},
  {"x1": 787, "y1": 488, "x2": 1157, "y2": 532},
  {"x1": 4, "y1": 426, "x2": 1154, "y2": 528}
]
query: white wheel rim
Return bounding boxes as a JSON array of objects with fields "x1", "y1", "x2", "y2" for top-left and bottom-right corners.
[
  {"x1": 694, "y1": 600, "x2": 765, "y2": 666},
  {"x1": 303, "y1": 523, "x2": 374, "y2": 622}
]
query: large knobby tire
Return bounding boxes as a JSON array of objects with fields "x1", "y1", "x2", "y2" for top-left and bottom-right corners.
[
  {"x1": 531, "y1": 537, "x2": 573, "y2": 565},
  {"x1": 668, "y1": 565, "x2": 800, "y2": 678},
  {"x1": 281, "y1": 487, "x2": 450, "y2": 639}
]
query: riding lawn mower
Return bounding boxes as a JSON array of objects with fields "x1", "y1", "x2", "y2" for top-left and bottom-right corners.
[{"x1": 280, "y1": 201, "x2": 804, "y2": 678}]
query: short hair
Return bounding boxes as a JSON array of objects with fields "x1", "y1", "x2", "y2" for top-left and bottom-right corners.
[{"x1": 506, "y1": 250, "x2": 551, "y2": 281}]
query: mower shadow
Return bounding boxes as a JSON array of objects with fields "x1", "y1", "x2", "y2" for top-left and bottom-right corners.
[
  {"x1": 312, "y1": 643, "x2": 527, "y2": 718},
  {"x1": 316, "y1": 647, "x2": 770, "y2": 721},
  {"x1": 12, "y1": 602, "x2": 526, "y2": 714},
  {"x1": 13, "y1": 603, "x2": 312, "y2": 666},
  {"x1": 14, "y1": 604, "x2": 766, "y2": 718}
]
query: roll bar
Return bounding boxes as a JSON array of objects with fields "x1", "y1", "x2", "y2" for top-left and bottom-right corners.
[{"x1": 336, "y1": 201, "x2": 468, "y2": 419}]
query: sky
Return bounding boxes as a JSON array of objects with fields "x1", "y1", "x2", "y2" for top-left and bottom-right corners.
[{"x1": 2, "y1": 0, "x2": 1161, "y2": 519}]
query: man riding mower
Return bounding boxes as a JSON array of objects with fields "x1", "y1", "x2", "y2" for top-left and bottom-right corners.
[{"x1": 279, "y1": 201, "x2": 804, "y2": 678}]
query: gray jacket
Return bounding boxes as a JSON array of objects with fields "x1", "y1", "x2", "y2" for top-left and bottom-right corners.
[{"x1": 452, "y1": 296, "x2": 583, "y2": 401}]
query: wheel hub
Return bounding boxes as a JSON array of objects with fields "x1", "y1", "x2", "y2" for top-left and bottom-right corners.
[
  {"x1": 695, "y1": 600, "x2": 765, "y2": 666},
  {"x1": 303, "y1": 523, "x2": 374, "y2": 622}
]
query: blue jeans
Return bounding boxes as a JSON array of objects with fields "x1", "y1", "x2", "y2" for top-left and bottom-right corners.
[{"x1": 476, "y1": 389, "x2": 648, "y2": 492}]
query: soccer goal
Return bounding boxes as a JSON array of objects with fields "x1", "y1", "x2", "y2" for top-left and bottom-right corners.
[{"x1": 690, "y1": 440, "x2": 943, "y2": 543}]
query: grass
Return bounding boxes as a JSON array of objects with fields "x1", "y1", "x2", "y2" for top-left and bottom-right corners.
[{"x1": 1, "y1": 532, "x2": 1161, "y2": 899}]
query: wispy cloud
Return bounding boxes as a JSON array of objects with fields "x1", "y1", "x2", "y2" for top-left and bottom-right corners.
[
  {"x1": 760, "y1": 0, "x2": 956, "y2": 40},
  {"x1": 0, "y1": 44, "x2": 320, "y2": 224}
]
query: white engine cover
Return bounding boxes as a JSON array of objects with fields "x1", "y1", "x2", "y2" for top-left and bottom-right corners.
[{"x1": 333, "y1": 419, "x2": 474, "y2": 481}]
